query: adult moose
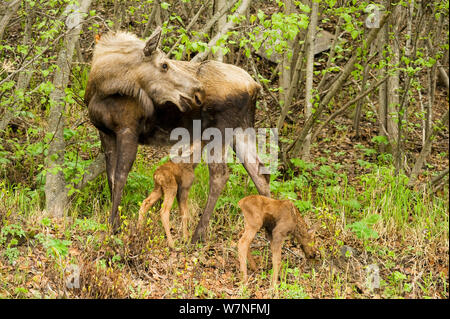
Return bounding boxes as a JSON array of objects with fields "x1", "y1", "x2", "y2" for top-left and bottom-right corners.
[{"x1": 85, "y1": 27, "x2": 270, "y2": 242}]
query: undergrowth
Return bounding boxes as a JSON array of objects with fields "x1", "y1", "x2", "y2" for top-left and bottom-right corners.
[{"x1": 0, "y1": 147, "x2": 448, "y2": 299}]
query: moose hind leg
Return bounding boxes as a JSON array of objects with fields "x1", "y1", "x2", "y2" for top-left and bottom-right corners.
[
  {"x1": 99, "y1": 131, "x2": 117, "y2": 198},
  {"x1": 191, "y1": 163, "x2": 229, "y2": 243},
  {"x1": 233, "y1": 134, "x2": 270, "y2": 197}
]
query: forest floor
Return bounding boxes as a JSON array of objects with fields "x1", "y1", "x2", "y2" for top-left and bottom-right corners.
[{"x1": 1, "y1": 83, "x2": 448, "y2": 299}]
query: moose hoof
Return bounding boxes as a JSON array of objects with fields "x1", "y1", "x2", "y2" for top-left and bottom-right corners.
[{"x1": 190, "y1": 232, "x2": 205, "y2": 244}]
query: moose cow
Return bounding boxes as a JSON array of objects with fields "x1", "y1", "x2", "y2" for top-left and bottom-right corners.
[{"x1": 85, "y1": 27, "x2": 270, "y2": 242}]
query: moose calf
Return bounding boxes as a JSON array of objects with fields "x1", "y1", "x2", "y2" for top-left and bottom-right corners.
[
  {"x1": 238, "y1": 195, "x2": 319, "y2": 287},
  {"x1": 138, "y1": 161, "x2": 196, "y2": 248}
]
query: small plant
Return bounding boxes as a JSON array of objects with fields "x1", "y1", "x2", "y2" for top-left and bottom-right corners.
[
  {"x1": 0, "y1": 224, "x2": 26, "y2": 265},
  {"x1": 346, "y1": 214, "x2": 381, "y2": 240}
]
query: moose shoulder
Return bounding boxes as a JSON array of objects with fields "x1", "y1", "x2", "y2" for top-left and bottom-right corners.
[{"x1": 85, "y1": 28, "x2": 270, "y2": 241}]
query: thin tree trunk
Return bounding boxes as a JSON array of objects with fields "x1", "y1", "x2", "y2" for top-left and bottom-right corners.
[
  {"x1": 317, "y1": 17, "x2": 342, "y2": 92},
  {"x1": 312, "y1": 76, "x2": 388, "y2": 143},
  {"x1": 300, "y1": 0, "x2": 319, "y2": 160},
  {"x1": 386, "y1": 10, "x2": 400, "y2": 151},
  {"x1": 44, "y1": 0, "x2": 92, "y2": 218},
  {"x1": 0, "y1": 6, "x2": 34, "y2": 132},
  {"x1": 378, "y1": 22, "x2": 388, "y2": 153},
  {"x1": 214, "y1": 0, "x2": 227, "y2": 62},
  {"x1": 278, "y1": 0, "x2": 295, "y2": 105},
  {"x1": 0, "y1": 0, "x2": 20, "y2": 42},
  {"x1": 288, "y1": 13, "x2": 389, "y2": 158},
  {"x1": 276, "y1": 34, "x2": 304, "y2": 131},
  {"x1": 353, "y1": 44, "x2": 375, "y2": 137},
  {"x1": 143, "y1": 0, "x2": 161, "y2": 38},
  {"x1": 191, "y1": 0, "x2": 252, "y2": 63},
  {"x1": 408, "y1": 109, "x2": 449, "y2": 186}
]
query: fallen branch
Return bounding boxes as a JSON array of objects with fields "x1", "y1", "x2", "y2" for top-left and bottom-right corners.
[{"x1": 431, "y1": 167, "x2": 449, "y2": 186}]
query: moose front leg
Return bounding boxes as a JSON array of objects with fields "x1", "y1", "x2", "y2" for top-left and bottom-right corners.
[
  {"x1": 109, "y1": 128, "x2": 138, "y2": 232},
  {"x1": 191, "y1": 162, "x2": 229, "y2": 243}
]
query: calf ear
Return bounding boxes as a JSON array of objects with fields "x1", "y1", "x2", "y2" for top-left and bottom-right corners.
[{"x1": 144, "y1": 26, "x2": 162, "y2": 56}]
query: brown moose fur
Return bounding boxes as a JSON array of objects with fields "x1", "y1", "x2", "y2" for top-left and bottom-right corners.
[
  {"x1": 85, "y1": 28, "x2": 270, "y2": 240},
  {"x1": 85, "y1": 29, "x2": 204, "y2": 116},
  {"x1": 137, "y1": 161, "x2": 196, "y2": 248},
  {"x1": 237, "y1": 195, "x2": 319, "y2": 287}
]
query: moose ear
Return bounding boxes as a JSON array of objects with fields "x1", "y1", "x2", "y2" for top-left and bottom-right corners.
[{"x1": 144, "y1": 26, "x2": 162, "y2": 56}]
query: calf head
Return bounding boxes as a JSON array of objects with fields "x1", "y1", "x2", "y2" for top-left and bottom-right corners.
[{"x1": 294, "y1": 213, "x2": 320, "y2": 259}]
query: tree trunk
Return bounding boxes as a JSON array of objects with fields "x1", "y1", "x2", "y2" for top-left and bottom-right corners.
[
  {"x1": 386, "y1": 12, "x2": 400, "y2": 151},
  {"x1": 213, "y1": 0, "x2": 228, "y2": 62},
  {"x1": 378, "y1": 22, "x2": 388, "y2": 153},
  {"x1": 278, "y1": 0, "x2": 295, "y2": 105},
  {"x1": 191, "y1": 0, "x2": 252, "y2": 63},
  {"x1": 44, "y1": 0, "x2": 92, "y2": 218},
  {"x1": 0, "y1": 0, "x2": 20, "y2": 42},
  {"x1": 0, "y1": 6, "x2": 34, "y2": 132},
  {"x1": 300, "y1": 0, "x2": 319, "y2": 160}
]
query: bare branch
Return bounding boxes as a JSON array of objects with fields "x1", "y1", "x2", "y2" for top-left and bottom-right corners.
[
  {"x1": 191, "y1": 0, "x2": 251, "y2": 63},
  {"x1": 311, "y1": 75, "x2": 388, "y2": 143}
]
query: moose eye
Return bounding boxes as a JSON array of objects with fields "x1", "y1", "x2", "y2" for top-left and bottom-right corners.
[{"x1": 162, "y1": 63, "x2": 168, "y2": 70}]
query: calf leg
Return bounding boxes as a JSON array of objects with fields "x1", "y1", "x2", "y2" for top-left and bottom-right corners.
[
  {"x1": 247, "y1": 250, "x2": 258, "y2": 272},
  {"x1": 138, "y1": 186, "x2": 162, "y2": 228},
  {"x1": 160, "y1": 183, "x2": 177, "y2": 249},
  {"x1": 270, "y1": 228, "x2": 288, "y2": 288},
  {"x1": 238, "y1": 225, "x2": 258, "y2": 284},
  {"x1": 191, "y1": 163, "x2": 229, "y2": 243},
  {"x1": 177, "y1": 186, "x2": 191, "y2": 242},
  {"x1": 110, "y1": 129, "x2": 138, "y2": 232}
]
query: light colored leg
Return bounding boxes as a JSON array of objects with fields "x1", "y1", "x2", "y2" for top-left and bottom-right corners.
[
  {"x1": 270, "y1": 233, "x2": 286, "y2": 288},
  {"x1": 138, "y1": 187, "x2": 162, "y2": 228},
  {"x1": 238, "y1": 226, "x2": 258, "y2": 284},
  {"x1": 247, "y1": 250, "x2": 258, "y2": 271},
  {"x1": 160, "y1": 187, "x2": 177, "y2": 249},
  {"x1": 177, "y1": 186, "x2": 191, "y2": 242}
]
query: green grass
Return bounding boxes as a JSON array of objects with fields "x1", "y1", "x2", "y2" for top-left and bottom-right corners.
[{"x1": 0, "y1": 149, "x2": 448, "y2": 299}]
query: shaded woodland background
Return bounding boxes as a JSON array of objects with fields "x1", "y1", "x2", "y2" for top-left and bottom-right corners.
[{"x1": 0, "y1": 0, "x2": 448, "y2": 298}]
